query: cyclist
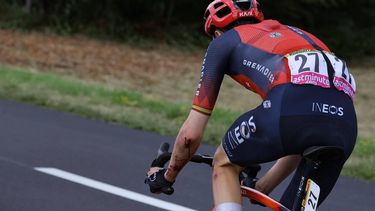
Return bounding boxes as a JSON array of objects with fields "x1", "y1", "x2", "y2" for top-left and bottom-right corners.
[{"x1": 145, "y1": 0, "x2": 357, "y2": 210}]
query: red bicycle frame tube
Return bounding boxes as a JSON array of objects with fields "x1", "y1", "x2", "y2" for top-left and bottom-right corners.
[{"x1": 241, "y1": 186, "x2": 290, "y2": 211}]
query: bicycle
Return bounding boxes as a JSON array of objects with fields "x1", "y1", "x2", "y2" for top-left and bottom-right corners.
[{"x1": 148, "y1": 142, "x2": 344, "y2": 211}]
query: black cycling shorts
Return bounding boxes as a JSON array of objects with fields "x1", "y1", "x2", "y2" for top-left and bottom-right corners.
[{"x1": 222, "y1": 83, "x2": 357, "y2": 208}]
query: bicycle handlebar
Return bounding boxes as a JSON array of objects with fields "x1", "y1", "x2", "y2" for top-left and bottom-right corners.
[
  {"x1": 151, "y1": 142, "x2": 213, "y2": 167},
  {"x1": 151, "y1": 142, "x2": 260, "y2": 178},
  {"x1": 149, "y1": 142, "x2": 266, "y2": 207}
]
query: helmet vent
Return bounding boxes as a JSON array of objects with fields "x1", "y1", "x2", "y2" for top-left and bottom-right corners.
[
  {"x1": 234, "y1": 0, "x2": 253, "y2": 10},
  {"x1": 213, "y1": 2, "x2": 224, "y2": 9},
  {"x1": 216, "y1": 6, "x2": 231, "y2": 18},
  {"x1": 204, "y1": 10, "x2": 210, "y2": 20}
]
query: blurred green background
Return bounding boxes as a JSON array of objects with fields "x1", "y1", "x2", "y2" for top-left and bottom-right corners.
[{"x1": 0, "y1": 0, "x2": 374, "y2": 59}]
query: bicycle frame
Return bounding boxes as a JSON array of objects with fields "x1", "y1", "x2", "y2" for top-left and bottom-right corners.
[
  {"x1": 241, "y1": 186, "x2": 290, "y2": 211},
  {"x1": 151, "y1": 142, "x2": 291, "y2": 210},
  {"x1": 149, "y1": 142, "x2": 342, "y2": 211},
  {"x1": 239, "y1": 160, "x2": 320, "y2": 211}
]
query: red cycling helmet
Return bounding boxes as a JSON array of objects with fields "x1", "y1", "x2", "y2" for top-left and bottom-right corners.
[{"x1": 204, "y1": 0, "x2": 264, "y2": 36}]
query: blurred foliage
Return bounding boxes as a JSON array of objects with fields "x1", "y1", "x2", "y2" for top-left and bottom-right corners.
[
  {"x1": 0, "y1": 0, "x2": 374, "y2": 59},
  {"x1": 261, "y1": 0, "x2": 375, "y2": 59}
]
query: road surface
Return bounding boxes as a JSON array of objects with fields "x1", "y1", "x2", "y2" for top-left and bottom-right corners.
[{"x1": 0, "y1": 99, "x2": 373, "y2": 210}]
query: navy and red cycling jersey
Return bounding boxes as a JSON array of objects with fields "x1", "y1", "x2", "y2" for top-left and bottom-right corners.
[{"x1": 192, "y1": 20, "x2": 356, "y2": 115}]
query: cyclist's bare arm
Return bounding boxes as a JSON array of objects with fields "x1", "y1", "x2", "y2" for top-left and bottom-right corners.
[
  {"x1": 256, "y1": 155, "x2": 302, "y2": 195},
  {"x1": 163, "y1": 109, "x2": 210, "y2": 182}
]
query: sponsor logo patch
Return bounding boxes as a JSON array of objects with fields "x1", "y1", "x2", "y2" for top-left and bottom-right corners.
[
  {"x1": 270, "y1": 32, "x2": 282, "y2": 38},
  {"x1": 263, "y1": 100, "x2": 272, "y2": 109},
  {"x1": 312, "y1": 102, "x2": 344, "y2": 116},
  {"x1": 227, "y1": 116, "x2": 256, "y2": 150}
]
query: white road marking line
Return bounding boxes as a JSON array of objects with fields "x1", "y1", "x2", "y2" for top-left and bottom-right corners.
[{"x1": 34, "y1": 167, "x2": 197, "y2": 211}]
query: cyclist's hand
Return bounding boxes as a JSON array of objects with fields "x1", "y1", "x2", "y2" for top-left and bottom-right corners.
[{"x1": 145, "y1": 167, "x2": 174, "y2": 195}]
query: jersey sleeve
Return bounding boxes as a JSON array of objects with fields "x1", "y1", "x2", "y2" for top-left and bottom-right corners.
[{"x1": 192, "y1": 30, "x2": 240, "y2": 115}]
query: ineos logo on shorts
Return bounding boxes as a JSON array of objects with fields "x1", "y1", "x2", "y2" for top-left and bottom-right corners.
[
  {"x1": 312, "y1": 102, "x2": 344, "y2": 116},
  {"x1": 234, "y1": 116, "x2": 256, "y2": 144}
]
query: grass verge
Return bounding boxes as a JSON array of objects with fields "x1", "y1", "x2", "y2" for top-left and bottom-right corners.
[
  {"x1": 0, "y1": 65, "x2": 373, "y2": 182},
  {"x1": 342, "y1": 138, "x2": 375, "y2": 181},
  {"x1": 0, "y1": 65, "x2": 238, "y2": 144}
]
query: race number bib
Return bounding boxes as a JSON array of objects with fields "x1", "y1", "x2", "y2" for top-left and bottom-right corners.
[
  {"x1": 287, "y1": 50, "x2": 330, "y2": 88},
  {"x1": 325, "y1": 54, "x2": 356, "y2": 98},
  {"x1": 287, "y1": 50, "x2": 356, "y2": 99}
]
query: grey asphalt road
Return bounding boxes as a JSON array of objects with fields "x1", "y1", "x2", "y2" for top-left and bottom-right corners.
[{"x1": 0, "y1": 99, "x2": 374, "y2": 211}]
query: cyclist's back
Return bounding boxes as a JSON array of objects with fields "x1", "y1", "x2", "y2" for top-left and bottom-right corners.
[{"x1": 193, "y1": 20, "x2": 356, "y2": 114}]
